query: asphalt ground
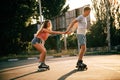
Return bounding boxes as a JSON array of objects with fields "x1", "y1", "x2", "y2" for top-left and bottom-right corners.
[{"x1": 0, "y1": 55, "x2": 120, "y2": 80}]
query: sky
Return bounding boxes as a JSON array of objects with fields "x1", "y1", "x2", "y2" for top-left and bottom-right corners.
[
  {"x1": 66, "y1": 0, "x2": 92, "y2": 11},
  {"x1": 66, "y1": 0, "x2": 96, "y2": 21}
]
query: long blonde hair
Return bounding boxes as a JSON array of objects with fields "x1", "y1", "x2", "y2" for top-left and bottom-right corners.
[
  {"x1": 36, "y1": 20, "x2": 52, "y2": 36},
  {"x1": 47, "y1": 20, "x2": 52, "y2": 31}
]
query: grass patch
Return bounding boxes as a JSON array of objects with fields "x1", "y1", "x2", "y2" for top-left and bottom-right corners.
[
  {"x1": 86, "y1": 51, "x2": 120, "y2": 55},
  {"x1": 53, "y1": 53, "x2": 62, "y2": 58},
  {"x1": 0, "y1": 49, "x2": 120, "y2": 61}
]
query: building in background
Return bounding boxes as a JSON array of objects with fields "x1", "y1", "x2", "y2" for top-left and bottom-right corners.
[{"x1": 52, "y1": 4, "x2": 91, "y2": 31}]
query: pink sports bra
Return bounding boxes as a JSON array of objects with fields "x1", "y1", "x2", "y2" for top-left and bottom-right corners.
[{"x1": 37, "y1": 30, "x2": 49, "y2": 41}]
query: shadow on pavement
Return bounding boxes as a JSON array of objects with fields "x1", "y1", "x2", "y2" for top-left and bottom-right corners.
[
  {"x1": 10, "y1": 71, "x2": 40, "y2": 80},
  {"x1": 58, "y1": 69, "x2": 78, "y2": 80}
]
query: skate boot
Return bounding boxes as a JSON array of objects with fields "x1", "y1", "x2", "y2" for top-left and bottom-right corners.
[
  {"x1": 38, "y1": 62, "x2": 50, "y2": 71},
  {"x1": 76, "y1": 60, "x2": 87, "y2": 71}
]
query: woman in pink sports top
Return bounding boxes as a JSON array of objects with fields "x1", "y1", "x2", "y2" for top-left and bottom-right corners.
[
  {"x1": 31, "y1": 20, "x2": 65, "y2": 70},
  {"x1": 37, "y1": 29, "x2": 49, "y2": 41}
]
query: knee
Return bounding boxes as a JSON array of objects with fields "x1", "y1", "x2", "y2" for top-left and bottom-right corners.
[{"x1": 42, "y1": 49, "x2": 47, "y2": 54}]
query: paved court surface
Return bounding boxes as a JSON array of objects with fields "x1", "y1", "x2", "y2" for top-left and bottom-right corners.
[{"x1": 0, "y1": 55, "x2": 120, "y2": 80}]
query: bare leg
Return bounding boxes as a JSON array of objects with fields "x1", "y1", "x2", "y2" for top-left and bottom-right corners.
[
  {"x1": 78, "y1": 44, "x2": 86, "y2": 60},
  {"x1": 33, "y1": 43, "x2": 46, "y2": 62}
]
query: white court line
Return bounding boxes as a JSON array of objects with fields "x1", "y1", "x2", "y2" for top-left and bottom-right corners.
[
  {"x1": 94, "y1": 64, "x2": 120, "y2": 73},
  {"x1": 8, "y1": 59, "x2": 19, "y2": 61}
]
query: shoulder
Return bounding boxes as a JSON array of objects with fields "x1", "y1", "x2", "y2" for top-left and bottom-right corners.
[
  {"x1": 78, "y1": 15, "x2": 84, "y2": 19},
  {"x1": 42, "y1": 28, "x2": 51, "y2": 33},
  {"x1": 76, "y1": 15, "x2": 83, "y2": 21}
]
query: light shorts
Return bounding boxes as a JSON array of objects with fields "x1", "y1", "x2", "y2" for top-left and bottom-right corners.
[
  {"x1": 31, "y1": 37, "x2": 42, "y2": 45},
  {"x1": 77, "y1": 34, "x2": 86, "y2": 46}
]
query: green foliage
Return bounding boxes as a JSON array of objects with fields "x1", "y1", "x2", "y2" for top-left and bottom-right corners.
[
  {"x1": 45, "y1": 36, "x2": 57, "y2": 50},
  {"x1": 41, "y1": 0, "x2": 69, "y2": 19},
  {"x1": 0, "y1": 0, "x2": 38, "y2": 56},
  {"x1": 86, "y1": 21, "x2": 107, "y2": 47},
  {"x1": 45, "y1": 35, "x2": 62, "y2": 53},
  {"x1": 0, "y1": 0, "x2": 69, "y2": 56},
  {"x1": 91, "y1": 0, "x2": 120, "y2": 48},
  {"x1": 110, "y1": 18, "x2": 120, "y2": 46},
  {"x1": 61, "y1": 34, "x2": 77, "y2": 49},
  {"x1": 67, "y1": 34, "x2": 77, "y2": 49}
]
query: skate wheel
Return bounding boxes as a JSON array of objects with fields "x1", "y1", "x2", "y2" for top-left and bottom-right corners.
[
  {"x1": 83, "y1": 67, "x2": 88, "y2": 71},
  {"x1": 48, "y1": 67, "x2": 50, "y2": 70},
  {"x1": 77, "y1": 67, "x2": 88, "y2": 71},
  {"x1": 38, "y1": 68, "x2": 47, "y2": 72},
  {"x1": 85, "y1": 67, "x2": 88, "y2": 70}
]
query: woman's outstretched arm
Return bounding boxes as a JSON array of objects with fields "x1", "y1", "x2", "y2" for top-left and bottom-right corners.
[{"x1": 42, "y1": 29, "x2": 65, "y2": 34}]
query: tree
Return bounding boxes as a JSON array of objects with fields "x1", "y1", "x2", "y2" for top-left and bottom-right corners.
[
  {"x1": 109, "y1": 0, "x2": 120, "y2": 46},
  {"x1": 0, "y1": 0, "x2": 38, "y2": 56},
  {"x1": 87, "y1": 22, "x2": 107, "y2": 47},
  {"x1": 88, "y1": 0, "x2": 120, "y2": 48},
  {"x1": 41, "y1": 0, "x2": 69, "y2": 19}
]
